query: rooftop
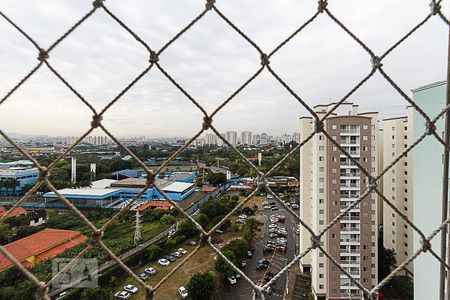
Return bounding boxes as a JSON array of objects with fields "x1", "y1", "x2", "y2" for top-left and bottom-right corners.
[
  {"x1": 136, "y1": 200, "x2": 172, "y2": 211},
  {"x1": 162, "y1": 181, "x2": 194, "y2": 193},
  {"x1": 90, "y1": 179, "x2": 117, "y2": 189},
  {"x1": 0, "y1": 167, "x2": 38, "y2": 176},
  {"x1": 411, "y1": 80, "x2": 446, "y2": 93},
  {"x1": 110, "y1": 178, "x2": 168, "y2": 189},
  {"x1": 0, "y1": 228, "x2": 87, "y2": 271},
  {"x1": 43, "y1": 188, "x2": 121, "y2": 199},
  {"x1": 0, "y1": 206, "x2": 28, "y2": 218}
]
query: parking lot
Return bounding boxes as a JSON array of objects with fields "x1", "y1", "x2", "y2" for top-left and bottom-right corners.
[{"x1": 218, "y1": 195, "x2": 299, "y2": 300}]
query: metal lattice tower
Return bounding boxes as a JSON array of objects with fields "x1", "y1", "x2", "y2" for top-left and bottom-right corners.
[{"x1": 134, "y1": 209, "x2": 141, "y2": 244}]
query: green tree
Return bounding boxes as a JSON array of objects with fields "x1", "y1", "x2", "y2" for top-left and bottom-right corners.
[
  {"x1": 160, "y1": 214, "x2": 176, "y2": 224},
  {"x1": 193, "y1": 214, "x2": 209, "y2": 228},
  {"x1": 80, "y1": 287, "x2": 109, "y2": 300},
  {"x1": 0, "y1": 223, "x2": 13, "y2": 244},
  {"x1": 379, "y1": 245, "x2": 397, "y2": 280},
  {"x1": 187, "y1": 271, "x2": 216, "y2": 300},
  {"x1": 147, "y1": 245, "x2": 162, "y2": 260},
  {"x1": 206, "y1": 172, "x2": 227, "y2": 186},
  {"x1": 214, "y1": 249, "x2": 236, "y2": 280},
  {"x1": 178, "y1": 218, "x2": 198, "y2": 237},
  {"x1": 222, "y1": 238, "x2": 248, "y2": 259}
]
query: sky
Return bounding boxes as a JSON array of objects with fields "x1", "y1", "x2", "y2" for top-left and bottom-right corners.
[{"x1": 0, "y1": 0, "x2": 448, "y2": 138}]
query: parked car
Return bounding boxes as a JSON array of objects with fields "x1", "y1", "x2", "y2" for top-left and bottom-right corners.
[
  {"x1": 138, "y1": 272, "x2": 149, "y2": 280},
  {"x1": 292, "y1": 204, "x2": 299, "y2": 209},
  {"x1": 173, "y1": 251, "x2": 182, "y2": 258},
  {"x1": 264, "y1": 271, "x2": 277, "y2": 282},
  {"x1": 263, "y1": 245, "x2": 275, "y2": 253},
  {"x1": 264, "y1": 205, "x2": 271, "y2": 210},
  {"x1": 276, "y1": 245, "x2": 287, "y2": 253},
  {"x1": 238, "y1": 214, "x2": 248, "y2": 219},
  {"x1": 158, "y1": 258, "x2": 170, "y2": 266},
  {"x1": 267, "y1": 195, "x2": 274, "y2": 199},
  {"x1": 277, "y1": 215, "x2": 286, "y2": 222},
  {"x1": 55, "y1": 292, "x2": 68, "y2": 300},
  {"x1": 189, "y1": 240, "x2": 197, "y2": 246},
  {"x1": 228, "y1": 276, "x2": 237, "y2": 284},
  {"x1": 178, "y1": 286, "x2": 188, "y2": 299},
  {"x1": 164, "y1": 255, "x2": 176, "y2": 262},
  {"x1": 240, "y1": 260, "x2": 247, "y2": 267},
  {"x1": 269, "y1": 232, "x2": 278, "y2": 238},
  {"x1": 256, "y1": 262, "x2": 268, "y2": 270},
  {"x1": 268, "y1": 224, "x2": 278, "y2": 229},
  {"x1": 259, "y1": 258, "x2": 270, "y2": 265},
  {"x1": 178, "y1": 248, "x2": 187, "y2": 255},
  {"x1": 124, "y1": 284, "x2": 138, "y2": 294},
  {"x1": 145, "y1": 267, "x2": 156, "y2": 275},
  {"x1": 271, "y1": 207, "x2": 279, "y2": 211},
  {"x1": 114, "y1": 291, "x2": 131, "y2": 299},
  {"x1": 264, "y1": 286, "x2": 273, "y2": 295}
]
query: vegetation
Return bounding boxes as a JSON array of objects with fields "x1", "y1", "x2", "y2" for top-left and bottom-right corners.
[{"x1": 187, "y1": 271, "x2": 216, "y2": 300}]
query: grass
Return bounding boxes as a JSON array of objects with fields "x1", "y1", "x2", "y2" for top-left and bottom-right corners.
[{"x1": 107, "y1": 243, "x2": 198, "y2": 300}]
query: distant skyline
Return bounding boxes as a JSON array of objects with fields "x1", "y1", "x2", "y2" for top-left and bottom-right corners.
[{"x1": 0, "y1": 0, "x2": 448, "y2": 138}]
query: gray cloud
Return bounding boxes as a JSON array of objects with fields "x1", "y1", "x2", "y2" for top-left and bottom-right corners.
[{"x1": 0, "y1": 0, "x2": 448, "y2": 138}]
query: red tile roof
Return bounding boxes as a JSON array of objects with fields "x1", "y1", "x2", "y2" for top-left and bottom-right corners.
[
  {"x1": 201, "y1": 187, "x2": 217, "y2": 193},
  {"x1": 0, "y1": 206, "x2": 28, "y2": 219},
  {"x1": 0, "y1": 228, "x2": 87, "y2": 271},
  {"x1": 136, "y1": 201, "x2": 172, "y2": 211}
]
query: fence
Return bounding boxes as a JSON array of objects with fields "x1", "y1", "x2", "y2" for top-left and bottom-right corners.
[{"x1": 0, "y1": 1, "x2": 449, "y2": 299}]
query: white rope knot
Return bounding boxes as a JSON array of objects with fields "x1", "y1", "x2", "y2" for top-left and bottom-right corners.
[
  {"x1": 425, "y1": 120, "x2": 436, "y2": 135},
  {"x1": 260, "y1": 53, "x2": 270, "y2": 66},
  {"x1": 318, "y1": 0, "x2": 328, "y2": 13},
  {"x1": 91, "y1": 114, "x2": 103, "y2": 128},
  {"x1": 202, "y1": 116, "x2": 212, "y2": 130},
  {"x1": 430, "y1": 1, "x2": 441, "y2": 15},
  {"x1": 145, "y1": 286, "x2": 154, "y2": 299},
  {"x1": 421, "y1": 239, "x2": 431, "y2": 252},
  {"x1": 314, "y1": 119, "x2": 324, "y2": 133},
  {"x1": 368, "y1": 177, "x2": 377, "y2": 190},
  {"x1": 146, "y1": 172, "x2": 156, "y2": 187},
  {"x1": 35, "y1": 281, "x2": 48, "y2": 299},
  {"x1": 92, "y1": 0, "x2": 104, "y2": 8},
  {"x1": 38, "y1": 48, "x2": 49, "y2": 61},
  {"x1": 149, "y1": 51, "x2": 159, "y2": 63},
  {"x1": 310, "y1": 235, "x2": 321, "y2": 249},
  {"x1": 91, "y1": 229, "x2": 104, "y2": 243},
  {"x1": 205, "y1": 0, "x2": 215, "y2": 10},
  {"x1": 371, "y1": 56, "x2": 382, "y2": 69},
  {"x1": 38, "y1": 167, "x2": 49, "y2": 181}
]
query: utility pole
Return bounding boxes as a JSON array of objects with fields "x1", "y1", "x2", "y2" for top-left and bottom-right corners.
[{"x1": 134, "y1": 210, "x2": 141, "y2": 244}]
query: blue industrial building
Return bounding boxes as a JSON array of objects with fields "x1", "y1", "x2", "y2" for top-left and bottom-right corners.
[{"x1": 0, "y1": 162, "x2": 39, "y2": 196}]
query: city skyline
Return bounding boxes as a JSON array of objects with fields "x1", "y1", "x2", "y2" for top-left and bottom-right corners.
[{"x1": 0, "y1": 0, "x2": 447, "y2": 137}]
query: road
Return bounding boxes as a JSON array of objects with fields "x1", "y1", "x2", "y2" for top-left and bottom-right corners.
[{"x1": 218, "y1": 198, "x2": 298, "y2": 300}]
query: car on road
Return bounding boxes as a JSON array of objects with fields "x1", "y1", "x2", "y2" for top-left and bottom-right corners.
[
  {"x1": 228, "y1": 276, "x2": 237, "y2": 284},
  {"x1": 145, "y1": 267, "x2": 156, "y2": 275},
  {"x1": 124, "y1": 284, "x2": 138, "y2": 294},
  {"x1": 138, "y1": 272, "x2": 149, "y2": 280},
  {"x1": 114, "y1": 291, "x2": 131, "y2": 299},
  {"x1": 158, "y1": 258, "x2": 170, "y2": 266},
  {"x1": 178, "y1": 286, "x2": 188, "y2": 299},
  {"x1": 178, "y1": 248, "x2": 187, "y2": 255},
  {"x1": 264, "y1": 271, "x2": 277, "y2": 282}
]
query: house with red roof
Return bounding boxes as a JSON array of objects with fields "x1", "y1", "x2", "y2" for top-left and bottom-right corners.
[
  {"x1": 0, "y1": 228, "x2": 87, "y2": 272},
  {"x1": 0, "y1": 205, "x2": 28, "y2": 219},
  {"x1": 136, "y1": 200, "x2": 173, "y2": 211}
]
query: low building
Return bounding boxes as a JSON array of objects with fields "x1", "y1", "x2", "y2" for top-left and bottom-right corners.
[
  {"x1": 0, "y1": 228, "x2": 87, "y2": 272},
  {"x1": 136, "y1": 201, "x2": 173, "y2": 211},
  {"x1": 0, "y1": 167, "x2": 39, "y2": 196},
  {"x1": 267, "y1": 176, "x2": 299, "y2": 188},
  {"x1": 0, "y1": 206, "x2": 28, "y2": 219}
]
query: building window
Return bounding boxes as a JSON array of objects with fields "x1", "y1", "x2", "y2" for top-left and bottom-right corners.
[
  {"x1": 319, "y1": 134, "x2": 324, "y2": 140},
  {"x1": 319, "y1": 199, "x2": 324, "y2": 204},
  {"x1": 319, "y1": 167, "x2": 324, "y2": 172},
  {"x1": 392, "y1": 126, "x2": 395, "y2": 131},
  {"x1": 319, "y1": 263, "x2": 324, "y2": 268},
  {"x1": 319, "y1": 156, "x2": 324, "y2": 161},
  {"x1": 319, "y1": 220, "x2": 324, "y2": 225},
  {"x1": 319, "y1": 274, "x2": 324, "y2": 278},
  {"x1": 333, "y1": 146, "x2": 337, "y2": 151},
  {"x1": 319, "y1": 209, "x2": 324, "y2": 214},
  {"x1": 332, "y1": 125, "x2": 337, "y2": 129},
  {"x1": 363, "y1": 125, "x2": 368, "y2": 130},
  {"x1": 392, "y1": 135, "x2": 395, "y2": 139},
  {"x1": 332, "y1": 168, "x2": 337, "y2": 173},
  {"x1": 319, "y1": 284, "x2": 324, "y2": 289},
  {"x1": 319, "y1": 177, "x2": 324, "y2": 183},
  {"x1": 332, "y1": 179, "x2": 337, "y2": 184},
  {"x1": 363, "y1": 135, "x2": 368, "y2": 141}
]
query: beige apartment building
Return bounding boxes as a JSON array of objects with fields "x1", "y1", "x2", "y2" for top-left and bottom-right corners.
[
  {"x1": 381, "y1": 107, "x2": 414, "y2": 273},
  {"x1": 299, "y1": 102, "x2": 379, "y2": 299}
]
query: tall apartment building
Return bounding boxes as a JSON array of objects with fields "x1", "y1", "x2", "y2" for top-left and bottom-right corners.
[
  {"x1": 225, "y1": 131, "x2": 237, "y2": 146},
  {"x1": 241, "y1": 131, "x2": 252, "y2": 146},
  {"x1": 205, "y1": 133, "x2": 218, "y2": 146},
  {"x1": 299, "y1": 102, "x2": 379, "y2": 299},
  {"x1": 412, "y1": 81, "x2": 447, "y2": 299},
  {"x1": 381, "y1": 108, "x2": 414, "y2": 273}
]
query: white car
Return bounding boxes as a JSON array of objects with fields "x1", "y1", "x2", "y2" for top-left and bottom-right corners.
[
  {"x1": 55, "y1": 291, "x2": 68, "y2": 300},
  {"x1": 158, "y1": 258, "x2": 170, "y2": 266},
  {"x1": 124, "y1": 284, "x2": 138, "y2": 294},
  {"x1": 178, "y1": 248, "x2": 187, "y2": 255},
  {"x1": 267, "y1": 194, "x2": 274, "y2": 199},
  {"x1": 114, "y1": 291, "x2": 131, "y2": 299},
  {"x1": 228, "y1": 276, "x2": 237, "y2": 284},
  {"x1": 173, "y1": 251, "x2": 182, "y2": 257},
  {"x1": 178, "y1": 286, "x2": 188, "y2": 299},
  {"x1": 268, "y1": 224, "x2": 278, "y2": 229},
  {"x1": 238, "y1": 214, "x2": 248, "y2": 219},
  {"x1": 292, "y1": 204, "x2": 299, "y2": 209},
  {"x1": 145, "y1": 267, "x2": 156, "y2": 275}
]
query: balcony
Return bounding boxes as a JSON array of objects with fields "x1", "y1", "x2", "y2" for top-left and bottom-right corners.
[
  {"x1": 340, "y1": 226, "x2": 360, "y2": 232},
  {"x1": 340, "y1": 215, "x2": 360, "y2": 221},
  {"x1": 340, "y1": 238, "x2": 360, "y2": 243}
]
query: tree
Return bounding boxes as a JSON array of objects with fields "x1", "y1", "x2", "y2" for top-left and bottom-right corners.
[
  {"x1": 0, "y1": 223, "x2": 13, "y2": 244},
  {"x1": 206, "y1": 172, "x2": 227, "y2": 186},
  {"x1": 222, "y1": 238, "x2": 249, "y2": 259},
  {"x1": 193, "y1": 214, "x2": 209, "y2": 228},
  {"x1": 80, "y1": 287, "x2": 109, "y2": 300},
  {"x1": 214, "y1": 249, "x2": 236, "y2": 280},
  {"x1": 187, "y1": 271, "x2": 216, "y2": 300},
  {"x1": 147, "y1": 245, "x2": 162, "y2": 260},
  {"x1": 379, "y1": 246, "x2": 397, "y2": 280},
  {"x1": 160, "y1": 214, "x2": 176, "y2": 224},
  {"x1": 178, "y1": 218, "x2": 198, "y2": 237}
]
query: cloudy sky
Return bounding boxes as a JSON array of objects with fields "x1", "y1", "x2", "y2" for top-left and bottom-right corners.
[{"x1": 0, "y1": 0, "x2": 448, "y2": 138}]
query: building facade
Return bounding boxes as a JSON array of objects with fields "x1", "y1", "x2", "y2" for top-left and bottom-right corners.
[
  {"x1": 381, "y1": 109, "x2": 414, "y2": 273},
  {"x1": 412, "y1": 81, "x2": 447, "y2": 299},
  {"x1": 299, "y1": 102, "x2": 379, "y2": 299}
]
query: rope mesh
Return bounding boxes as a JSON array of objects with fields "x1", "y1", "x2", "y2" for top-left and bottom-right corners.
[{"x1": 0, "y1": 1, "x2": 449, "y2": 299}]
